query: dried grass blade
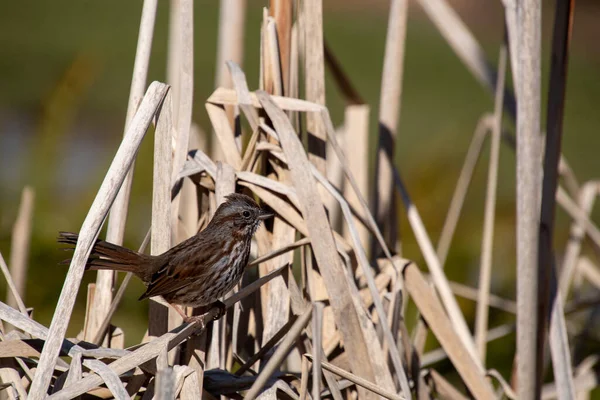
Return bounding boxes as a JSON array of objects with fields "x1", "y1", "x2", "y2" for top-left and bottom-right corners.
[
  {"x1": 237, "y1": 171, "x2": 301, "y2": 208},
  {"x1": 28, "y1": 81, "x2": 169, "y2": 399},
  {"x1": 436, "y1": 115, "x2": 490, "y2": 264},
  {"x1": 416, "y1": 0, "x2": 515, "y2": 115},
  {"x1": 425, "y1": 369, "x2": 468, "y2": 400},
  {"x1": 303, "y1": 0, "x2": 326, "y2": 172},
  {"x1": 556, "y1": 186, "x2": 600, "y2": 249},
  {"x1": 149, "y1": 90, "x2": 178, "y2": 336},
  {"x1": 402, "y1": 263, "x2": 495, "y2": 399},
  {"x1": 95, "y1": 0, "x2": 158, "y2": 344},
  {"x1": 474, "y1": 43, "x2": 506, "y2": 363},
  {"x1": 257, "y1": 91, "x2": 389, "y2": 397},
  {"x1": 342, "y1": 105, "x2": 369, "y2": 250},
  {"x1": 223, "y1": 263, "x2": 287, "y2": 308},
  {"x1": 248, "y1": 237, "x2": 310, "y2": 268},
  {"x1": 49, "y1": 320, "x2": 207, "y2": 399},
  {"x1": 392, "y1": 166, "x2": 481, "y2": 368},
  {"x1": 312, "y1": 302, "x2": 324, "y2": 400},
  {"x1": 320, "y1": 109, "x2": 394, "y2": 262},
  {"x1": 7, "y1": 186, "x2": 34, "y2": 312},
  {"x1": 83, "y1": 359, "x2": 130, "y2": 400},
  {"x1": 514, "y1": 0, "x2": 544, "y2": 395},
  {"x1": 299, "y1": 355, "x2": 310, "y2": 400},
  {"x1": 64, "y1": 352, "x2": 82, "y2": 389},
  {"x1": 226, "y1": 61, "x2": 259, "y2": 130},
  {"x1": 559, "y1": 182, "x2": 598, "y2": 297},
  {"x1": 180, "y1": 368, "x2": 202, "y2": 400},
  {"x1": 543, "y1": 0, "x2": 576, "y2": 396},
  {"x1": 244, "y1": 307, "x2": 313, "y2": 400},
  {"x1": 311, "y1": 167, "x2": 410, "y2": 396},
  {"x1": 304, "y1": 354, "x2": 405, "y2": 400},
  {"x1": 155, "y1": 367, "x2": 176, "y2": 400},
  {"x1": 206, "y1": 103, "x2": 243, "y2": 168},
  {"x1": 207, "y1": 87, "x2": 323, "y2": 112},
  {"x1": 374, "y1": 0, "x2": 409, "y2": 255},
  {"x1": 235, "y1": 316, "x2": 296, "y2": 376},
  {"x1": 0, "y1": 253, "x2": 27, "y2": 315},
  {"x1": 180, "y1": 148, "x2": 218, "y2": 180}
]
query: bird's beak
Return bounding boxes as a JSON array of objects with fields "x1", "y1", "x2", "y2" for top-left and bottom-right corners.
[{"x1": 258, "y1": 210, "x2": 274, "y2": 220}]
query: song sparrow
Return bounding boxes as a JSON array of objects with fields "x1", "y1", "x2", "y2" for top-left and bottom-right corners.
[{"x1": 58, "y1": 193, "x2": 273, "y2": 323}]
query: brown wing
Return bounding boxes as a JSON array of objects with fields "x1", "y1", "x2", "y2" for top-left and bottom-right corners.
[{"x1": 138, "y1": 232, "x2": 223, "y2": 301}]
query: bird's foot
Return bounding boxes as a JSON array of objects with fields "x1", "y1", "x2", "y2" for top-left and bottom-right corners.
[
  {"x1": 183, "y1": 314, "x2": 207, "y2": 331},
  {"x1": 181, "y1": 301, "x2": 226, "y2": 333}
]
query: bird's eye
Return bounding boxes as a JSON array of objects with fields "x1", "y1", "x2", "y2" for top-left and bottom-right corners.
[{"x1": 242, "y1": 210, "x2": 251, "y2": 218}]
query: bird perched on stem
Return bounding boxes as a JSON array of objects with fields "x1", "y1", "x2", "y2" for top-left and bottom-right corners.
[{"x1": 59, "y1": 193, "x2": 273, "y2": 324}]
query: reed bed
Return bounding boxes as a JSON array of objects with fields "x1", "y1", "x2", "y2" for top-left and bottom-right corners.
[{"x1": 1, "y1": 0, "x2": 597, "y2": 399}]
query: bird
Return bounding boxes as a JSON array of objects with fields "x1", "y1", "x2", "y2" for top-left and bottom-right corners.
[{"x1": 58, "y1": 193, "x2": 273, "y2": 324}]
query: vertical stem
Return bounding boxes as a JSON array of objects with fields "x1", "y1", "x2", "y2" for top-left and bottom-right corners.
[
  {"x1": 543, "y1": 0, "x2": 576, "y2": 397},
  {"x1": 269, "y1": 0, "x2": 292, "y2": 94},
  {"x1": 214, "y1": 0, "x2": 247, "y2": 161},
  {"x1": 515, "y1": 0, "x2": 542, "y2": 396},
  {"x1": 303, "y1": 0, "x2": 326, "y2": 173},
  {"x1": 91, "y1": 0, "x2": 157, "y2": 343},
  {"x1": 343, "y1": 105, "x2": 370, "y2": 252},
  {"x1": 149, "y1": 93, "x2": 174, "y2": 337},
  {"x1": 7, "y1": 186, "x2": 34, "y2": 311},
  {"x1": 474, "y1": 44, "x2": 506, "y2": 363},
  {"x1": 373, "y1": 0, "x2": 408, "y2": 256}
]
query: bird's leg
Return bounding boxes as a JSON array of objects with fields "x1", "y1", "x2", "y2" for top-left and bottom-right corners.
[
  {"x1": 170, "y1": 304, "x2": 189, "y2": 320},
  {"x1": 170, "y1": 303, "x2": 206, "y2": 328}
]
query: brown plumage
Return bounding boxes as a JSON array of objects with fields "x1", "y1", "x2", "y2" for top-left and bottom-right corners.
[{"x1": 58, "y1": 193, "x2": 273, "y2": 321}]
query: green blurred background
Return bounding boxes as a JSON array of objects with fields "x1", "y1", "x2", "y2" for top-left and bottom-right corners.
[{"x1": 0, "y1": 0, "x2": 599, "y2": 386}]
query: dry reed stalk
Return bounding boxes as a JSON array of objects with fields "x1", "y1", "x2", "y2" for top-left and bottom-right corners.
[
  {"x1": 311, "y1": 168, "x2": 410, "y2": 396},
  {"x1": 213, "y1": 1, "x2": 245, "y2": 165},
  {"x1": 90, "y1": 0, "x2": 157, "y2": 344},
  {"x1": 559, "y1": 182, "x2": 599, "y2": 297},
  {"x1": 514, "y1": 0, "x2": 543, "y2": 397},
  {"x1": 244, "y1": 306, "x2": 313, "y2": 400},
  {"x1": 425, "y1": 369, "x2": 469, "y2": 400},
  {"x1": 48, "y1": 318, "x2": 214, "y2": 399},
  {"x1": 4, "y1": 1, "x2": 598, "y2": 397},
  {"x1": 474, "y1": 43, "x2": 506, "y2": 363},
  {"x1": 155, "y1": 367, "x2": 175, "y2": 400},
  {"x1": 304, "y1": 354, "x2": 405, "y2": 400},
  {"x1": 436, "y1": 115, "x2": 491, "y2": 265},
  {"x1": 403, "y1": 263, "x2": 495, "y2": 399},
  {"x1": 215, "y1": 0, "x2": 247, "y2": 93},
  {"x1": 258, "y1": 91, "x2": 394, "y2": 398},
  {"x1": 555, "y1": 186, "x2": 600, "y2": 249},
  {"x1": 543, "y1": 0, "x2": 576, "y2": 396},
  {"x1": 28, "y1": 82, "x2": 169, "y2": 400},
  {"x1": 374, "y1": 0, "x2": 408, "y2": 256},
  {"x1": 255, "y1": 8, "x2": 294, "y2": 360},
  {"x1": 7, "y1": 186, "x2": 34, "y2": 311},
  {"x1": 342, "y1": 105, "x2": 370, "y2": 252},
  {"x1": 269, "y1": 0, "x2": 292, "y2": 94},
  {"x1": 169, "y1": 0, "x2": 194, "y2": 221},
  {"x1": 311, "y1": 301, "x2": 324, "y2": 399},
  {"x1": 303, "y1": 0, "x2": 326, "y2": 173},
  {"x1": 416, "y1": 0, "x2": 511, "y2": 113},
  {"x1": 149, "y1": 90, "x2": 177, "y2": 338},
  {"x1": 178, "y1": 124, "x2": 205, "y2": 240},
  {"x1": 392, "y1": 166, "x2": 482, "y2": 369},
  {"x1": 206, "y1": 162, "x2": 235, "y2": 370},
  {"x1": 325, "y1": 128, "x2": 345, "y2": 231},
  {"x1": 0, "y1": 253, "x2": 27, "y2": 317}
]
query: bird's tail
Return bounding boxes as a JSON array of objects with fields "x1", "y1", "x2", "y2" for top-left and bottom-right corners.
[{"x1": 58, "y1": 231, "x2": 149, "y2": 276}]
